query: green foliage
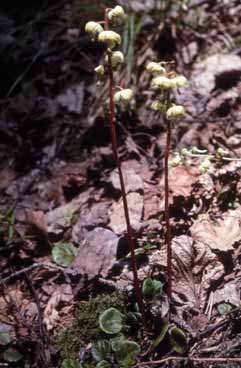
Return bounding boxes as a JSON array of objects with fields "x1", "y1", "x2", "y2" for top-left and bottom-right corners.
[
  {"x1": 152, "y1": 322, "x2": 169, "y2": 349},
  {"x1": 61, "y1": 358, "x2": 82, "y2": 368},
  {"x1": 56, "y1": 292, "x2": 126, "y2": 362},
  {"x1": 99, "y1": 308, "x2": 124, "y2": 334},
  {"x1": 142, "y1": 278, "x2": 163, "y2": 300},
  {"x1": 0, "y1": 332, "x2": 11, "y2": 346},
  {"x1": 114, "y1": 340, "x2": 140, "y2": 368},
  {"x1": 52, "y1": 242, "x2": 77, "y2": 267},
  {"x1": 96, "y1": 360, "x2": 111, "y2": 368},
  {"x1": 217, "y1": 303, "x2": 232, "y2": 315},
  {"x1": 169, "y1": 326, "x2": 187, "y2": 353},
  {"x1": 3, "y1": 348, "x2": 23, "y2": 362},
  {"x1": 92, "y1": 340, "x2": 111, "y2": 362}
]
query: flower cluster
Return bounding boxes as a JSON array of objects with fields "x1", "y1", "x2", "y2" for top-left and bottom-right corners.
[
  {"x1": 146, "y1": 61, "x2": 187, "y2": 120},
  {"x1": 85, "y1": 6, "x2": 132, "y2": 110}
]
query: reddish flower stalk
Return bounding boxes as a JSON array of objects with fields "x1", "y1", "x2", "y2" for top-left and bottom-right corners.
[
  {"x1": 163, "y1": 94, "x2": 172, "y2": 303},
  {"x1": 104, "y1": 10, "x2": 145, "y2": 320}
]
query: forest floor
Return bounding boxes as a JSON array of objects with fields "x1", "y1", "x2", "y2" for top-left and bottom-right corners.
[{"x1": 0, "y1": 0, "x2": 241, "y2": 367}]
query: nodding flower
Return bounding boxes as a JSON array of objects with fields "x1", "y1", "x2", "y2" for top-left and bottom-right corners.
[
  {"x1": 94, "y1": 65, "x2": 105, "y2": 79},
  {"x1": 151, "y1": 101, "x2": 166, "y2": 113},
  {"x1": 151, "y1": 76, "x2": 175, "y2": 91},
  {"x1": 107, "y1": 5, "x2": 125, "y2": 24},
  {"x1": 109, "y1": 51, "x2": 124, "y2": 68},
  {"x1": 146, "y1": 62, "x2": 166, "y2": 76},
  {"x1": 113, "y1": 89, "x2": 133, "y2": 106},
  {"x1": 85, "y1": 21, "x2": 104, "y2": 41},
  {"x1": 98, "y1": 30, "x2": 121, "y2": 49},
  {"x1": 166, "y1": 104, "x2": 185, "y2": 120}
]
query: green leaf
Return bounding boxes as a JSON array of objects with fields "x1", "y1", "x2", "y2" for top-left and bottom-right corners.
[
  {"x1": 61, "y1": 358, "x2": 82, "y2": 368},
  {"x1": 96, "y1": 360, "x2": 112, "y2": 368},
  {"x1": 99, "y1": 308, "x2": 123, "y2": 334},
  {"x1": 142, "y1": 278, "x2": 163, "y2": 299},
  {"x1": 217, "y1": 303, "x2": 232, "y2": 315},
  {"x1": 3, "y1": 348, "x2": 23, "y2": 362},
  {"x1": 110, "y1": 334, "x2": 125, "y2": 352},
  {"x1": 115, "y1": 340, "x2": 140, "y2": 368},
  {"x1": 92, "y1": 340, "x2": 111, "y2": 362},
  {"x1": 52, "y1": 242, "x2": 77, "y2": 267},
  {"x1": 152, "y1": 322, "x2": 169, "y2": 349},
  {"x1": 169, "y1": 326, "x2": 187, "y2": 353},
  {"x1": 0, "y1": 331, "x2": 11, "y2": 345}
]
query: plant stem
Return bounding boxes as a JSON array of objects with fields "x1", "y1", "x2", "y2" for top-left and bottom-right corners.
[
  {"x1": 163, "y1": 97, "x2": 172, "y2": 304},
  {"x1": 104, "y1": 10, "x2": 145, "y2": 320}
]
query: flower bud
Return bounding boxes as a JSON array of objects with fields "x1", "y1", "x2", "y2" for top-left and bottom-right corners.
[
  {"x1": 110, "y1": 51, "x2": 124, "y2": 68},
  {"x1": 85, "y1": 21, "x2": 104, "y2": 41},
  {"x1": 166, "y1": 105, "x2": 185, "y2": 120},
  {"x1": 151, "y1": 76, "x2": 174, "y2": 91},
  {"x1": 199, "y1": 158, "x2": 211, "y2": 174},
  {"x1": 98, "y1": 30, "x2": 121, "y2": 49},
  {"x1": 95, "y1": 65, "x2": 105, "y2": 79},
  {"x1": 180, "y1": 148, "x2": 190, "y2": 157},
  {"x1": 170, "y1": 154, "x2": 183, "y2": 167},
  {"x1": 216, "y1": 147, "x2": 229, "y2": 159},
  {"x1": 151, "y1": 101, "x2": 166, "y2": 113},
  {"x1": 172, "y1": 75, "x2": 188, "y2": 88},
  {"x1": 114, "y1": 89, "x2": 133, "y2": 106},
  {"x1": 146, "y1": 62, "x2": 166, "y2": 75},
  {"x1": 108, "y1": 6, "x2": 125, "y2": 24}
]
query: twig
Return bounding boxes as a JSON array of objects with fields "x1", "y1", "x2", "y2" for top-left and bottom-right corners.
[
  {"x1": 24, "y1": 273, "x2": 51, "y2": 366},
  {"x1": 0, "y1": 262, "x2": 68, "y2": 284},
  {"x1": 136, "y1": 356, "x2": 241, "y2": 366}
]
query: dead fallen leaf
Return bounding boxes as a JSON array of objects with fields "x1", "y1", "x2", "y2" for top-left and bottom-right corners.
[
  {"x1": 167, "y1": 166, "x2": 197, "y2": 198},
  {"x1": 68, "y1": 227, "x2": 119, "y2": 278},
  {"x1": 212, "y1": 280, "x2": 240, "y2": 307},
  {"x1": 171, "y1": 236, "x2": 224, "y2": 315},
  {"x1": 191, "y1": 207, "x2": 241, "y2": 251},
  {"x1": 108, "y1": 192, "x2": 143, "y2": 234},
  {"x1": 109, "y1": 169, "x2": 143, "y2": 193}
]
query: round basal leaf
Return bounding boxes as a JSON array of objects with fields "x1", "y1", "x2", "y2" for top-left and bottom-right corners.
[
  {"x1": 0, "y1": 331, "x2": 11, "y2": 345},
  {"x1": 115, "y1": 340, "x2": 140, "y2": 367},
  {"x1": 152, "y1": 322, "x2": 169, "y2": 349},
  {"x1": 96, "y1": 360, "x2": 112, "y2": 368},
  {"x1": 92, "y1": 340, "x2": 111, "y2": 362},
  {"x1": 52, "y1": 242, "x2": 77, "y2": 267},
  {"x1": 3, "y1": 348, "x2": 23, "y2": 362},
  {"x1": 169, "y1": 326, "x2": 187, "y2": 353},
  {"x1": 217, "y1": 303, "x2": 232, "y2": 315},
  {"x1": 142, "y1": 278, "x2": 163, "y2": 299},
  {"x1": 99, "y1": 308, "x2": 123, "y2": 334},
  {"x1": 61, "y1": 358, "x2": 82, "y2": 368},
  {"x1": 110, "y1": 334, "x2": 126, "y2": 352}
]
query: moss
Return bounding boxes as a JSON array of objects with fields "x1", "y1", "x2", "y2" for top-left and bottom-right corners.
[{"x1": 56, "y1": 292, "x2": 127, "y2": 362}]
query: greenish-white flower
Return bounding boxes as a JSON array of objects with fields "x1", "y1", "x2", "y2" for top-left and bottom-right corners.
[
  {"x1": 85, "y1": 21, "x2": 104, "y2": 40},
  {"x1": 170, "y1": 154, "x2": 183, "y2": 167},
  {"x1": 114, "y1": 89, "x2": 133, "y2": 106},
  {"x1": 98, "y1": 30, "x2": 121, "y2": 49},
  {"x1": 108, "y1": 5, "x2": 125, "y2": 24},
  {"x1": 94, "y1": 65, "x2": 105, "y2": 78},
  {"x1": 146, "y1": 62, "x2": 166, "y2": 75},
  {"x1": 110, "y1": 51, "x2": 124, "y2": 68},
  {"x1": 199, "y1": 158, "x2": 211, "y2": 174},
  {"x1": 216, "y1": 147, "x2": 229, "y2": 158},
  {"x1": 151, "y1": 76, "x2": 174, "y2": 90},
  {"x1": 151, "y1": 100, "x2": 166, "y2": 112},
  {"x1": 166, "y1": 105, "x2": 185, "y2": 120},
  {"x1": 172, "y1": 75, "x2": 188, "y2": 88},
  {"x1": 180, "y1": 148, "x2": 190, "y2": 157}
]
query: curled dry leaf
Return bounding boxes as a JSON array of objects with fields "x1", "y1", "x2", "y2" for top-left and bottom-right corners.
[
  {"x1": 191, "y1": 207, "x2": 241, "y2": 251},
  {"x1": 171, "y1": 236, "x2": 224, "y2": 315}
]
